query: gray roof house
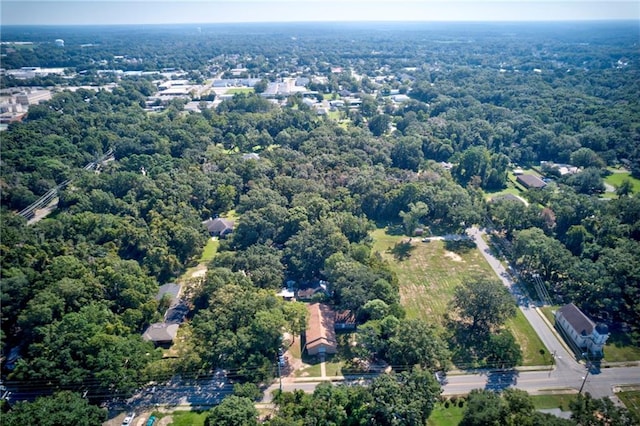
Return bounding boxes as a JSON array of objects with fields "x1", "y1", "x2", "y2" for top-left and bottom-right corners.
[
  {"x1": 142, "y1": 323, "x2": 180, "y2": 346},
  {"x1": 203, "y1": 217, "x2": 234, "y2": 237},
  {"x1": 156, "y1": 283, "x2": 181, "y2": 302},
  {"x1": 516, "y1": 174, "x2": 547, "y2": 189},
  {"x1": 555, "y1": 303, "x2": 609, "y2": 357}
]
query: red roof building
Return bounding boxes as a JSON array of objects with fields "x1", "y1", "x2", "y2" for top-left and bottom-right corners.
[{"x1": 304, "y1": 303, "x2": 337, "y2": 356}]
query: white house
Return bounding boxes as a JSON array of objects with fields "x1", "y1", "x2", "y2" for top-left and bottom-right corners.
[{"x1": 555, "y1": 303, "x2": 609, "y2": 358}]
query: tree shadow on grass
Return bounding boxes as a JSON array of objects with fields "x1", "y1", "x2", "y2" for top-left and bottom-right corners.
[
  {"x1": 389, "y1": 240, "x2": 415, "y2": 261},
  {"x1": 444, "y1": 239, "x2": 477, "y2": 254},
  {"x1": 448, "y1": 322, "x2": 489, "y2": 369}
]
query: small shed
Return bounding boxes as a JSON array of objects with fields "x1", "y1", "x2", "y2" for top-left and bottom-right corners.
[
  {"x1": 334, "y1": 310, "x2": 357, "y2": 330},
  {"x1": 276, "y1": 288, "x2": 295, "y2": 301}
]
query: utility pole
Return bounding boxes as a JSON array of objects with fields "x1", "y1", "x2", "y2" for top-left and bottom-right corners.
[
  {"x1": 579, "y1": 355, "x2": 591, "y2": 394},
  {"x1": 277, "y1": 356, "x2": 282, "y2": 393}
]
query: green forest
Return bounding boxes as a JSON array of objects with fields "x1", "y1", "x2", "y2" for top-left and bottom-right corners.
[{"x1": 1, "y1": 21, "x2": 639, "y2": 425}]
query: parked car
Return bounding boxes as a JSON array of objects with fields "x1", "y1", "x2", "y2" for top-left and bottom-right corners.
[
  {"x1": 146, "y1": 415, "x2": 157, "y2": 426},
  {"x1": 434, "y1": 371, "x2": 448, "y2": 385},
  {"x1": 121, "y1": 412, "x2": 135, "y2": 426}
]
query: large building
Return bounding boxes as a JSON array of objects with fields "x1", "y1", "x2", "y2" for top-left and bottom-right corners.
[
  {"x1": 555, "y1": 303, "x2": 609, "y2": 358},
  {"x1": 16, "y1": 90, "x2": 52, "y2": 106}
]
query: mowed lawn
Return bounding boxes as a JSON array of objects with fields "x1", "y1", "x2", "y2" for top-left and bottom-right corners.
[
  {"x1": 372, "y1": 227, "x2": 551, "y2": 366},
  {"x1": 371, "y1": 228, "x2": 495, "y2": 326},
  {"x1": 617, "y1": 391, "x2": 640, "y2": 420},
  {"x1": 605, "y1": 170, "x2": 640, "y2": 193},
  {"x1": 505, "y1": 309, "x2": 550, "y2": 366}
]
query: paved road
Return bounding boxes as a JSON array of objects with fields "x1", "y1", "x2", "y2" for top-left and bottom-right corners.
[
  {"x1": 467, "y1": 227, "x2": 579, "y2": 368},
  {"x1": 258, "y1": 227, "x2": 640, "y2": 403},
  {"x1": 262, "y1": 364, "x2": 640, "y2": 402},
  {"x1": 466, "y1": 226, "x2": 640, "y2": 397}
]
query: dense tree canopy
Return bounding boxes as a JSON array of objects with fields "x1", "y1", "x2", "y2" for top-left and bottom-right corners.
[
  {"x1": 1, "y1": 21, "x2": 638, "y2": 415},
  {"x1": 451, "y1": 278, "x2": 517, "y2": 334}
]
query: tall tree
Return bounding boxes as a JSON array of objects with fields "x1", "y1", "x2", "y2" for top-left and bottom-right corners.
[
  {"x1": 451, "y1": 278, "x2": 516, "y2": 333},
  {"x1": 205, "y1": 395, "x2": 258, "y2": 426},
  {"x1": 3, "y1": 391, "x2": 107, "y2": 426}
]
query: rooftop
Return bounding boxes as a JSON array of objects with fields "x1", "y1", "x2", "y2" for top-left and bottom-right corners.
[
  {"x1": 305, "y1": 303, "x2": 337, "y2": 351},
  {"x1": 557, "y1": 303, "x2": 594, "y2": 336}
]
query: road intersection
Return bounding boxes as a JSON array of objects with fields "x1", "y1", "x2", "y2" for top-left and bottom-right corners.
[{"x1": 261, "y1": 227, "x2": 639, "y2": 403}]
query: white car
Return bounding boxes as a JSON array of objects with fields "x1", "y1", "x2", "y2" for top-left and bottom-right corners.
[{"x1": 122, "y1": 412, "x2": 135, "y2": 426}]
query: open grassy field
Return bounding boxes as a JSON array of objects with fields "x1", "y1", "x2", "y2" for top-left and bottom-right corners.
[
  {"x1": 603, "y1": 333, "x2": 640, "y2": 362},
  {"x1": 506, "y1": 309, "x2": 550, "y2": 366},
  {"x1": 371, "y1": 227, "x2": 552, "y2": 366},
  {"x1": 371, "y1": 228, "x2": 495, "y2": 326},
  {"x1": 427, "y1": 402, "x2": 465, "y2": 426},
  {"x1": 617, "y1": 390, "x2": 640, "y2": 419},
  {"x1": 530, "y1": 394, "x2": 577, "y2": 411},
  {"x1": 605, "y1": 171, "x2": 640, "y2": 193},
  {"x1": 167, "y1": 411, "x2": 208, "y2": 426}
]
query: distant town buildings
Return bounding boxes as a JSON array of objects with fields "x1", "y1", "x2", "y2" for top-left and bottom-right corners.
[
  {"x1": 3, "y1": 67, "x2": 65, "y2": 79},
  {"x1": 0, "y1": 89, "x2": 52, "y2": 125}
]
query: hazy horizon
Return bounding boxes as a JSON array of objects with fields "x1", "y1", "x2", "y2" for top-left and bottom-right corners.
[{"x1": 2, "y1": 0, "x2": 638, "y2": 26}]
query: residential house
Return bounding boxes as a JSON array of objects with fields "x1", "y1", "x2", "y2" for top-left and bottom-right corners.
[
  {"x1": 242, "y1": 153, "x2": 260, "y2": 161},
  {"x1": 276, "y1": 287, "x2": 295, "y2": 301},
  {"x1": 142, "y1": 323, "x2": 180, "y2": 347},
  {"x1": 555, "y1": 303, "x2": 609, "y2": 357},
  {"x1": 296, "y1": 281, "x2": 328, "y2": 301},
  {"x1": 203, "y1": 217, "x2": 234, "y2": 237},
  {"x1": 516, "y1": 174, "x2": 547, "y2": 189},
  {"x1": 334, "y1": 310, "x2": 357, "y2": 330},
  {"x1": 156, "y1": 283, "x2": 181, "y2": 302},
  {"x1": 304, "y1": 303, "x2": 337, "y2": 356}
]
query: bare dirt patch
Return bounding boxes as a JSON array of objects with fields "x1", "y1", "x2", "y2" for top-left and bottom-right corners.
[
  {"x1": 444, "y1": 251, "x2": 463, "y2": 262},
  {"x1": 190, "y1": 267, "x2": 207, "y2": 278}
]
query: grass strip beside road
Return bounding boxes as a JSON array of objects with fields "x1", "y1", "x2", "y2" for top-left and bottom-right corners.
[
  {"x1": 506, "y1": 309, "x2": 552, "y2": 366},
  {"x1": 530, "y1": 394, "x2": 577, "y2": 411}
]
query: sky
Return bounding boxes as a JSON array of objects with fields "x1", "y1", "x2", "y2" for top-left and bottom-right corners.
[{"x1": 1, "y1": 0, "x2": 638, "y2": 26}]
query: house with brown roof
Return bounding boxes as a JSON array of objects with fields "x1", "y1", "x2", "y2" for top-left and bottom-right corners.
[
  {"x1": 334, "y1": 310, "x2": 356, "y2": 330},
  {"x1": 304, "y1": 303, "x2": 337, "y2": 356},
  {"x1": 555, "y1": 303, "x2": 609, "y2": 357}
]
